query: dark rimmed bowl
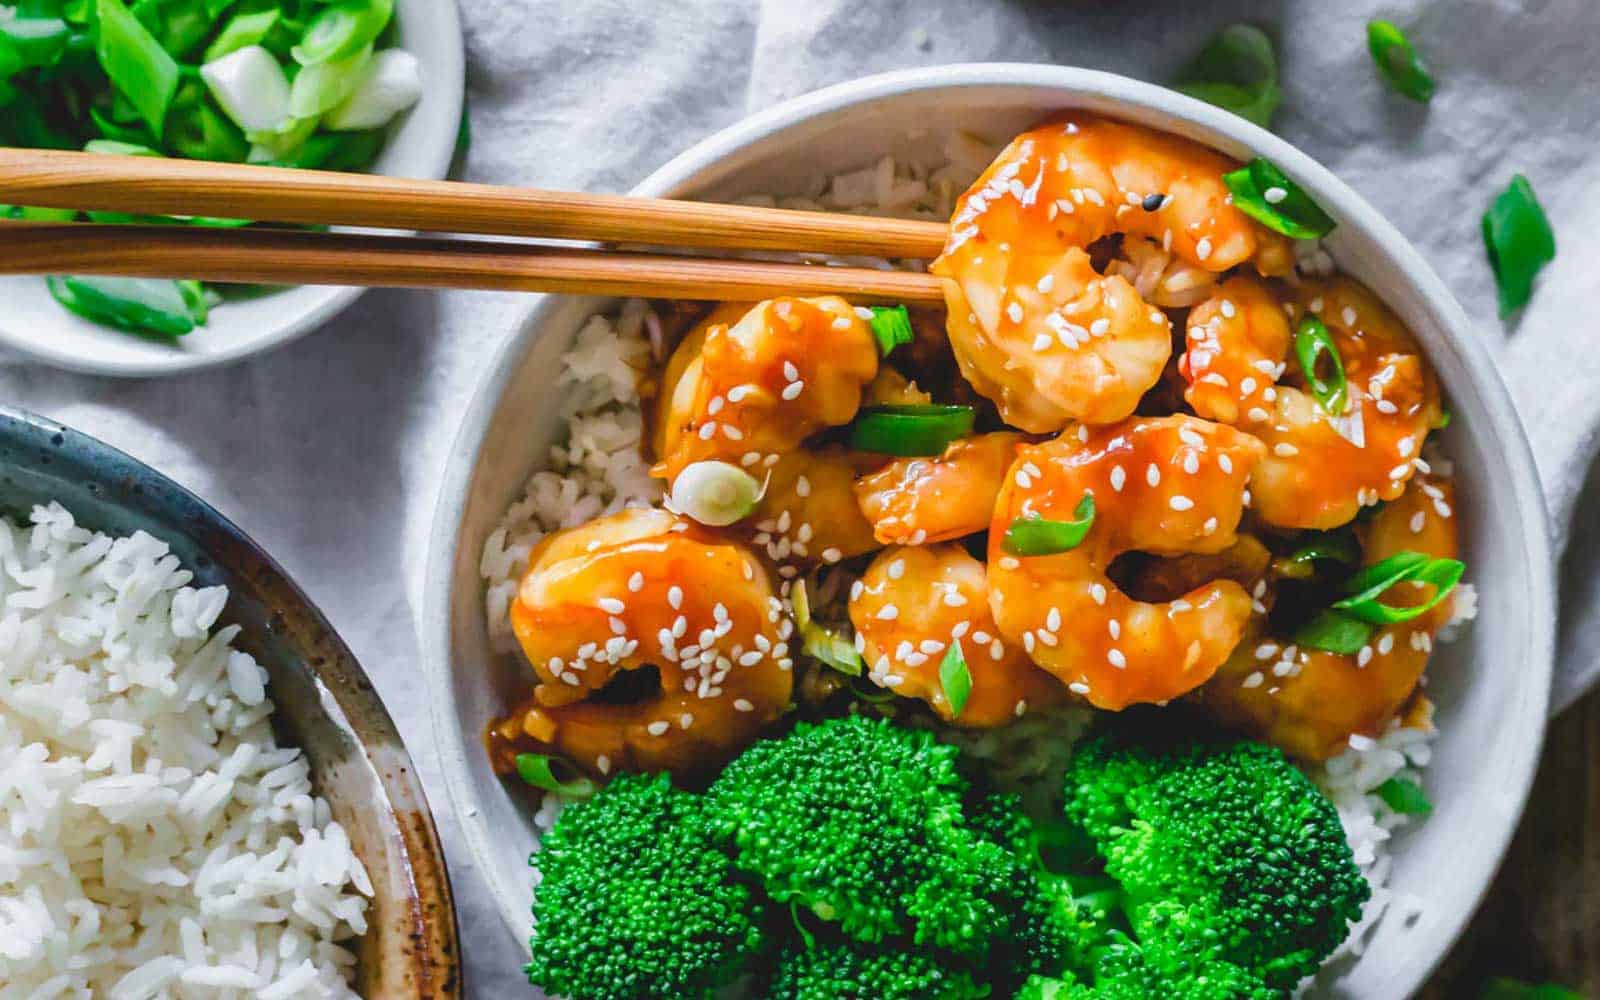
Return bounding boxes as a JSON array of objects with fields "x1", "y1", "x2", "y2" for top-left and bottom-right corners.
[{"x1": 0, "y1": 405, "x2": 460, "y2": 998}]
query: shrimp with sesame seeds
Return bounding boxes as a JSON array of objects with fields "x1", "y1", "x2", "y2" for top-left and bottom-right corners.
[
  {"x1": 487, "y1": 508, "x2": 793, "y2": 777},
  {"x1": 854, "y1": 431, "x2": 1025, "y2": 546},
  {"x1": 747, "y1": 449, "x2": 882, "y2": 570},
  {"x1": 652, "y1": 296, "x2": 879, "y2": 485},
  {"x1": 1179, "y1": 274, "x2": 1293, "y2": 427},
  {"x1": 849, "y1": 544, "x2": 1066, "y2": 726},
  {"x1": 987, "y1": 415, "x2": 1266, "y2": 710},
  {"x1": 930, "y1": 115, "x2": 1293, "y2": 433},
  {"x1": 1192, "y1": 475, "x2": 1460, "y2": 760},
  {"x1": 1243, "y1": 276, "x2": 1443, "y2": 530}
]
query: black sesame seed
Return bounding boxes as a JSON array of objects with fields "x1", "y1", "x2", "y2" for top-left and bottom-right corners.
[{"x1": 1142, "y1": 192, "x2": 1167, "y2": 212}]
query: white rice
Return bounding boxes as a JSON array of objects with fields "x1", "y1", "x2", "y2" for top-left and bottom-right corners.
[
  {"x1": 0, "y1": 503, "x2": 371, "y2": 999},
  {"x1": 483, "y1": 139, "x2": 1480, "y2": 982}
]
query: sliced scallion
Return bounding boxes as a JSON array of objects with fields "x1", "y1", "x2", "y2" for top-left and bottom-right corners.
[
  {"x1": 292, "y1": 0, "x2": 394, "y2": 66},
  {"x1": 96, "y1": 0, "x2": 180, "y2": 139},
  {"x1": 1483, "y1": 174, "x2": 1556, "y2": 317},
  {"x1": 514, "y1": 753, "x2": 596, "y2": 799},
  {"x1": 1294, "y1": 316, "x2": 1348, "y2": 415},
  {"x1": 1223, "y1": 157, "x2": 1336, "y2": 240},
  {"x1": 1375, "y1": 776, "x2": 1432, "y2": 816},
  {"x1": 1333, "y1": 552, "x2": 1464, "y2": 625},
  {"x1": 848, "y1": 404, "x2": 974, "y2": 457},
  {"x1": 1002, "y1": 494, "x2": 1095, "y2": 557},
  {"x1": 1288, "y1": 533, "x2": 1360, "y2": 567},
  {"x1": 801, "y1": 623, "x2": 863, "y2": 677},
  {"x1": 867, "y1": 304, "x2": 914, "y2": 357},
  {"x1": 1173, "y1": 23, "x2": 1281, "y2": 129},
  {"x1": 669, "y1": 460, "x2": 762, "y2": 527},
  {"x1": 1367, "y1": 20, "x2": 1436, "y2": 103},
  {"x1": 938, "y1": 641, "x2": 971, "y2": 718},
  {"x1": 46, "y1": 275, "x2": 204, "y2": 337},
  {"x1": 1291, "y1": 609, "x2": 1373, "y2": 655}
]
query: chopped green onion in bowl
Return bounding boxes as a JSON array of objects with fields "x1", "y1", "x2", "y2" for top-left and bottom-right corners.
[
  {"x1": 1292, "y1": 608, "x2": 1374, "y2": 655},
  {"x1": 1223, "y1": 158, "x2": 1336, "y2": 240},
  {"x1": 938, "y1": 641, "x2": 971, "y2": 717},
  {"x1": 0, "y1": 0, "x2": 424, "y2": 338},
  {"x1": 1002, "y1": 494, "x2": 1095, "y2": 557},
  {"x1": 669, "y1": 460, "x2": 764, "y2": 527},
  {"x1": 1332, "y1": 551, "x2": 1464, "y2": 625},
  {"x1": 867, "y1": 304, "x2": 914, "y2": 357},
  {"x1": 1483, "y1": 174, "x2": 1556, "y2": 317},
  {"x1": 1367, "y1": 20, "x2": 1436, "y2": 103},
  {"x1": 1375, "y1": 776, "x2": 1432, "y2": 816},
  {"x1": 514, "y1": 753, "x2": 597, "y2": 799},
  {"x1": 848, "y1": 404, "x2": 975, "y2": 457},
  {"x1": 1173, "y1": 23, "x2": 1282, "y2": 129},
  {"x1": 1294, "y1": 316, "x2": 1348, "y2": 415}
]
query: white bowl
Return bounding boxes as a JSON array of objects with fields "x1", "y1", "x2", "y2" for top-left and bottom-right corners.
[
  {"x1": 0, "y1": 0, "x2": 464, "y2": 377},
  {"x1": 421, "y1": 65, "x2": 1555, "y2": 998}
]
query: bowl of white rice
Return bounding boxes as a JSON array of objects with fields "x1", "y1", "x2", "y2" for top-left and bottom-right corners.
[
  {"x1": 0, "y1": 405, "x2": 459, "y2": 998},
  {"x1": 422, "y1": 65, "x2": 1553, "y2": 998}
]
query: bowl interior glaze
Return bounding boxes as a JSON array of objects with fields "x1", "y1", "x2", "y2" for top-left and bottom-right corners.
[
  {"x1": 0, "y1": 406, "x2": 460, "y2": 998},
  {"x1": 424, "y1": 66, "x2": 1553, "y2": 999}
]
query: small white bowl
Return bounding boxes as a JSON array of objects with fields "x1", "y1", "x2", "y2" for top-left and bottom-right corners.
[
  {"x1": 0, "y1": 0, "x2": 464, "y2": 377},
  {"x1": 422, "y1": 65, "x2": 1555, "y2": 998}
]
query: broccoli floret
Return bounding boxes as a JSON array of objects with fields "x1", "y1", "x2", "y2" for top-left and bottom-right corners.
[
  {"x1": 766, "y1": 936, "x2": 988, "y2": 1000},
  {"x1": 525, "y1": 772, "x2": 770, "y2": 1000},
  {"x1": 707, "y1": 715, "x2": 1003, "y2": 950},
  {"x1": 1062, "y1": 734, "x2": 1369, "y2": 993}
]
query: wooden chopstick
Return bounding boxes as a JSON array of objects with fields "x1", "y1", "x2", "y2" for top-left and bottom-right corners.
[
  {"x1": 0, "y1": 222, "x2": 947, "y2": 305},
  {"x1": 0, "y1": 149, "x2": 951, "y2": 260}
]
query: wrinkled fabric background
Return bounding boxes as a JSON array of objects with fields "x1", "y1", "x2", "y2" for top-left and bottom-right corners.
[{"x1": 1, "y1": 0, "x2": 1594, "y2": 990}]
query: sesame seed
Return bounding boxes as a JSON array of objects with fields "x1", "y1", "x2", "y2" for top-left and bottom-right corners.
[
  {"x1": 1264, "y1": 186, "x2": 1288, "y2": 204},
  {"x1": 728, "y1": 385, "x2": 754, "y2": 402},
  {"x1": 1342, "y1": 306, "x2": 1357, "y2": 326},
  {"x1": 1357, "y1": 646, "x2": 1373, "y2": 668},
  {"x1": 741, "y1": 451, "x2": 760, "y2": 467},
  {"x1": 990, "y1": 640, "x2": 1005, "y2": 660},
  {"x1": 1239, "y1": 377, "x2": 1257, "y2": 396},
  {"x1": 1203, "y1": 517, "x2": 1218, "y2": 534},
  {"x1": 647, "y1": 721, "x2": 670, "y2": 736},
  {"x1": 1015, "y1": 469, "x2": 1034, "y2": 489},
  {"x1": 1273, "y1": 443, "x2": 1299, "y2": 457},
  {"x1": 1434, "y1": 500, "x2": 1453, "y2": 518},
  {"x1": 822, "y1": 547, "x2": 842, "y2": 563},
  {"x1": 1037, "y1": 273, "x2": 1056, "y2": 293},
  {"x1": 1107, "y1": 648, "x2": 1127, "y2": 669},
  {"x1": 1032, "y1": 333, "x2": 1054, "y2": 352},
  {"x1": 1218, "y1": 454, "x2": 1234, "y2": 474},
  {"x1": 1023, "y1": 631, "x2": 1036, "y2": 653},
  {"x1": 1169, "y1": 495, "x2": 1195, "y2": 511},
  {"x1": 850, "y1": 580, "x2": 865, "y2": 601},
  {"x1": 1090, "y1": 583, "x2": 1107, "y2": 605},
  {"x1": 1377, "y1": 633, "x2": 1395, "y2": 655},
  {"x1": 627, "y1": 573, "x2": 644, "y2": 593},
  {"x1": 697, "y1": 422, "x2": 717, "y2": 440},
  {"x1": 1196, "y1": 237, "x2": 1213, "y2": 261},
  {"x1": 781, "y1": 381, "x2": 805, "y2": 401},
  {"x1": 1110, "y1": 466, "x2": 1126, "y2": 491},
  {"x1": 597, "y1": 755, "x2": 611, "y2": 775},
  {"x1": 1255, "y1": 642, "x2": 1278, "y2": 660},
  {"x1": 783, "y1": 361, "x2": 799, "y2": 381},
  {"x1": 1220, "y1": 299, "x2": 1237, "y2": 319},
  {"x1": 887, "y1": 558, "x2": 905, "y2": 580},
  {"x1": 1090, "y1": 318, "x2": 1111, "y2": 336},
  {"x1": 667, "y1": 586, "x2": 684, "y2": 609},
  {"x1": 1069, "y1": 681, "x2": 1091, "y2": 694},
  {"x1": 943, "y1": 591, "x2": 968, "y2": 607},
  {"x1": 1376, "y1": 400, "x2": 1399, "y2": 415},
  {"x1": 795, "y1": 475, "x2": 811, "y2": 498},
  {"x1": 1183, "y1": 453, "x2": 1199, "y2": 475},
  {"x1": 1007, "y1": 302, "x2": 1025, "y2": 324},
  {"x1": 1309, "y1": 297, "x2": 1324, "y2": 313},
  {"x1": 1242, "y1": 671, "x2": 1264, "y2": 689},
  {"x1": 1108, "y1": 619, "x2": 1121, "y2": 639},
  {"x1": 1146, "y1": 464, "x2": 1161, "y2": 487},
  {"x1": 608, "y1": 616, "x2": 628, "y2": 636},
  {"x1": 733, "y1": 698, "x2": 754, "y2": 712},
  {"x1": 920, "y1": 639, "x2": 945, "y2": 655},
  {"x1": 1248, "y1": 407, "x2": 1271, "y2": 423},
  {"x1": 877, "y1": 604, "x2": 900, "y2": 621},
  {"x1": 1046, "y1": 607, "x2": 1062, "y2": 631}
]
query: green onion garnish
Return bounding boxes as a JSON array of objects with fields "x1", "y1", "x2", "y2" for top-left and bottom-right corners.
[
  {"x1": 939, "y1": 642, "x2": 972, "y2": 718},
  {"x1": 514, "y1": 753, "x2": 596, "y2": 799},
  {"x1": 1223, "y1": 158, "x2": 1336, "y2": 240},
  {"x1": 1375, "y1": 776, "x2": 1433, "y2": 816},
  {"x1": 1173, "y1": 23, "x2": 1282, "y2": 129},
  {"x1": 1332, "y1": 551, "x2": 1464, "y2": 625},
  {"x1": 95, "y1": 0, "x2": 180, "y2": 140},
  {"x1": 1483, "y1": 175, "x2": 1556, "y2": 317},
  {"x1": 1291, "y1": 609, "x2": 1374, "y2": 655},
  {"x1": 1432, "y1": 407, "x2": 1452, "y2": 430},
  {"x1": 46, "y1": 275, "x2": 206, "y2": 338},
  {"x1": 1288, "y1": 532, "x2": 1360, "y2": 567},
  {"x1": 868, "y1": 305, "x2": 914, "y2": 357},
  {"x1": 848, "y1": 404, "x2": 975, "y2": 457},
  {"x1": 1002, "y1": 494, "x2": 1095, "y2": 557},
  {"x1": 801, "y1": 624, "x2": 863, "y2": 677},
  {"x1": 1294, "y1": 316, "x2": 1348, "y2": 415},
  {"x1": 1367, "y1": 20, "x2": 1436, "y2": 103}
]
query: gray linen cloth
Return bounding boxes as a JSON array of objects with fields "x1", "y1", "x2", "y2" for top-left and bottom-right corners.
[{"x1": 1, "y1": 0, "x2": 1593, "y2": 990}]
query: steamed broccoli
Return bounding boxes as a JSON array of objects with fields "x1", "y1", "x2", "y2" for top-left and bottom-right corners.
[
  {"x1": 1061, "y1": 734, "x2": 1369, "y2": 994},
  {"x1": 766, "y1": 934, "x2": 988, "y2": 1000},
  {"x1": 524, "y1": 772, "x2": 770, "y2": 1000}
]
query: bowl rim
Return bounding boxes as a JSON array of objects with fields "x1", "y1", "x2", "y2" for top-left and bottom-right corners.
[
  {"x1": 421, "y1": 63, "x2": 1556, "y2": 995},
  {"x1": 0, "y1": 0, "x2": 466, "y2": 378},
  {"x1": 0, "y1": 402, "x2": 463, "y2": 996}
]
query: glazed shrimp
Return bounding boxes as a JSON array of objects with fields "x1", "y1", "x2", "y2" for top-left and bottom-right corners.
[
  {"x1": 1193, "y1": 475, "x2": 1460, "y2": 760},
  {"x1": 1246, "y1": 277, "x2": 1444, "y2": 530},
  {"x1": 488, "y1": 508, "x2": 793, "y2": 777},
  {"x1": 652, "y1": 296, "x2": 879, "y2": 483},
  {"x1": 1180, "y1": 274, "x2": 1292, "y2": 427},
  {"x1": 932, "y1": 118, "x2": 1289, "y2": 432},
  {"x1": 854, "y1": 432, "x2": 1024, "y2": 546},
  {"x1": 987, "y1": 415, "x2": 1266, "y2": 710},
  {"x1": 849, "y1": 544, "x2": 1066, "y2": 726}
]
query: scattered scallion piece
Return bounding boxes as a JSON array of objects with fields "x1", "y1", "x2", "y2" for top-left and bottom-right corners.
[
  {"x1": 1223, "y1": 158, "x2": 1337, "y2": 240},
  {"x1": 801, "y1": 623, "x2": 863, "y2": 677},
  {"x1": 1483, "y1": 174, "x2": 1556, "y2": 317},
  {"x1": 96, "y1": 0, "x2": 180, "y2": 139},
  {"x1": 1375, "y1": 776, "x2": 1432, "y2": 816},
  {"x1": 938, "y1": 642, "x2": 971, "y2": 718},
  {"x1": 669, "y1": 460, "x2": 763, "y2": 527},
  {"x1": 1173, "y1": 23, "x2": 1282, "y2": 129},
  {"x1": 1291, "y1": 609, "x2": 1374, "y2": 655},
  {"x1": 1002, "y1": 494, "x2": 1095, "y2": 557},
  {"x1": 514, "y1": 753, "x2": 596, "y2": 799},
  {"x1": 867, "y1": 304, "x2": 914, "y2": 357},
  {"x1": 1333, "y1": 552, "x2": 1464, "y2": 625},
  {"x1": 1366, "y1": 20, "x2": 1436, "y2": 103},
  {"x1": 848, "y1": 404, "x2": 975, "y2": 457},
  {"x1": 46, "y1": 275, "x2": 206, "y2": 337},
  {"x1": 1294, "y1": 316, "x2": 1348, "y2": 414}
]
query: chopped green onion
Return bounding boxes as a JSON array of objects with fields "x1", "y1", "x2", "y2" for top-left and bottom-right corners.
[
  {"x1": 1375, "y1": 776, "x2": 1432, "y2": 816},
  {"x1": 1333, "y1": 553, "x2": 1464, "y2": 625},
  {"x1": 1002, "y1": 494, "x2": 1095, "y2": 557},
  {"x1": 801, "y1": 623, "x2": 863, "y2": 677},
  {"x1": 867, "y1": 304, "x2": 914, "y2": 357},
  {"x1": 1367, "y1": 20, "x2": 1435, "y2": 103},
  {"x1": 1483, "y1": 175, "x2": 1556, "y2": 317},
  {"x1": 1173, "y1": 23, "x2": 1281, "y2": 129},
  {"x1": 848, "y1": 404, "x2": 975, "y2": 457},
  {"x1": 287, "y1": 41, "x2": 371, "y2": 119},
  {"x1": 203, "y1": 6, "x2": 280, "y2": 63},
  {"x1": 1291, "y1": 609, "x2": 1374, "y2": 655},
  {"x1": 0, "y1": 15, "x2": 73, "y2": 70},
  {"x1": 513, "y1": 753, "x2": 596, "y2": 799},
  {"x1": 1223, "y1": 158, "x2": 1336, "y2": 240},
  {"x1": 790, "y1": 579, "x2": 813, "y2": 630},
  {"x1": 1294, "y1": 316, "x2": 1348, "y2": 414},
  {"x1": 323, "y1": 48, "x2": 422, "y2": 131},
  {"x1": 938, "y1": 642, "x2": 971, "y2": 718},
  {"x1": 1433, "y1": 407, "x2": 1452, "y2": 430},
  {"x1": 46, "y1": 275, "x2": 204, "y2": 337},
  {"x1": 84, "y1": 138, "x2": 160, "y2": 156},
  {"x1": 96, "y1": 0, "x2": 180, "y2": 140},
  {"x1": 292, "y1": 0, "x2": 394, "y2": 66},
  {"x1": 201, "y1": 44, "x2": 290, "y2": 133},
  {"x1": 669, "y1": 460, "x2": 763, "y2": 527},
  {"x1": 1288, "y1": 533, "x2": 1360, "y2": 567}
]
